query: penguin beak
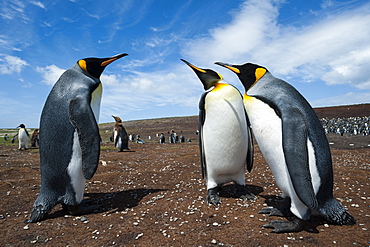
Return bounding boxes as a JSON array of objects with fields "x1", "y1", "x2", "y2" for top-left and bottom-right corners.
[
  {"x1": 215, "y1": 62, "x2": 240, "y2": 74},
  {"x1": 180, "y1": 59, "x2": 206, "y2": 73},
  {"x1": 101, "y1": 53, "x2": 128, "y2": 67}
]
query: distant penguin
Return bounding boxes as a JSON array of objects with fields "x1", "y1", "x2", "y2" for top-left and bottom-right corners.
[
  {"x1": 181, "y1": 59, "x2": 255, "y2": 206},
  {"x1": 17, "y1": 124, "x2": 29, "y2": 150},
  {"x1": 112, "y1": 115, "x2": 129, "y2": 152},
  {"x1": 216, "y1": 61, "x2": 356, "y2": 232},
  {"x1": 179, "y1": 131, "x2": 185, "y2": 143},
  {"x1": 30, "y1": 129, "x2": 39, "y2": 147},
  {"x1": 159, "y1": 133, "x2": 165, "y2": 144},
  {"x1": 27, "y1": 53, "x2": 128, "y2": 223}
]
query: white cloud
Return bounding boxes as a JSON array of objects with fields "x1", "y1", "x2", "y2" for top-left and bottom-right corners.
[
  {"x1": 183, "y1": 0, "x2": 370, "y2": 92},
  {"x1": 99, "y1": 65, "x2": 202, "y2": 122},
  {"x1": 322, "y1": 48, "x2": 370, "y2": 90},
  {"x1": 36, "y1": 65, "x2": 65, "y2": 86},
  {"x1": 311, "y1": 92, "x2": 370, "y2": 107},
  {"x1": 30, "y1": 1, "x2": 45, "y2": 9},
  {"x1": 183, "y1": 0, "x2": 280, "y2": 64},
  {"x1": 0, "y1": 55, "x2": 28, "y2": 74}
]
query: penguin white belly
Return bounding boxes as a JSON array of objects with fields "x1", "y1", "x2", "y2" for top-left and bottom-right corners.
[
  {"x1": 203, "y1": 91, "x2": 248, "y2": 189},
  {"x1": 90, "y1": 83, "x2": 102, "y2": 122},
  {"x1": 18, "y1": 129, "x2": 28, "y2": 148},
  {"x1": 244, "y1": 97, "x2": 320, "y2": 219},
  {"x1": 67, "y1": 130, "x2": 85, "y2": 204},
  {"x1": 114, "y1": 130, "x2": 122, "y2": 148}
]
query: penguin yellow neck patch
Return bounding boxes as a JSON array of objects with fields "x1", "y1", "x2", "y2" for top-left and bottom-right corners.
[
  {"x1": 243, "y1": 94, "x2": 253, "y2": 101},
  {"x1": 78, "y1": 60, "x2": 88, "y2": 73},
  {"x1": 212, "y1": 83, "x2": 228, "y2": 92},
  {"x1": 255, "y1": 68, "x2": 266, "y2": 82}
]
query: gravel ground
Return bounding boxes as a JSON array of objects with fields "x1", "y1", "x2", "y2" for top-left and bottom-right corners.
[{"x1": 0, "y1": 136, "x2": 369, "y2": 246}]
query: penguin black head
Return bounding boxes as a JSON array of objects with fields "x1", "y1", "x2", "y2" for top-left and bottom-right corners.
[
  {"x1": 181, "y1": 59, "x2": 223, "y2": 90},
  {"x1": 112, "y1": 115, "x2": 122, "y2": 123},
  {"x1": 215, "y1": 62, "x2": 267, "y2": 91},
  {"x1": 78, "y1": 53, "x2": 128, "y2": 79},
  {"x1": 18, "y1": 124, "x2": 25, "y2": 128}
]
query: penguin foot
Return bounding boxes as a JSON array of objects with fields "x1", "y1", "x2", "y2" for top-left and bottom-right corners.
[
  {"x1": 259, "y1": 206, "x2": 292, "y2": 217},
  {"x1": 206, "y1": 194, "x2": 221, "y2": 206},
  {"x1": 259, "y1": 197, "x2": 292, "y2": 217},
  {"x1": 262, "y1": 218, "x2": 303, "y2": 233},
  {"x1": 240, "y1": 191, "x2": 257, "y2": 201},
  {"x1": 259, "y1": 206, "x2": 286, "y2": 217},
  {"x1": 206, "y1": 187, "x2": 222, "y2": 206},
  {"x1": 26, "y1": 205, "x2": 48, "y2": 223},
  {"x1": 235, "y1": 184, "x2": 257, "y2": 201}
]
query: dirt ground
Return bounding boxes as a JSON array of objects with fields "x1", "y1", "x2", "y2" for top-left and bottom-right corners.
[{"x1": 1, "y1": 106, "x2": 369, "y2": 246}]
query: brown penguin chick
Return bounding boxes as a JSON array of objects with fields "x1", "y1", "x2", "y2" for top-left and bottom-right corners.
[
  {"x1": 112, "y1": 115, "x2": 129, "y2": 151},
  {"x1": 31, "y1": 129, "x2": 39, "y2": 147}
]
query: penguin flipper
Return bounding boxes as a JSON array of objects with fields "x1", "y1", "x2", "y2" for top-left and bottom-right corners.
[
  {"x1": 69, "y1": 96, "x2": 100, "y2": 180},
  {"x1": 198, "y1": 92, "x2": 207, "y2": 179},
  {"x1": 121, "y1": 127, "x2": 129, "y2": 149},
  {"x1": 245, "y1": 111, "x2": 254, "y2": 173},
  {"x1": 282, "y1": 107, "x2": 318, "y2": 210}
]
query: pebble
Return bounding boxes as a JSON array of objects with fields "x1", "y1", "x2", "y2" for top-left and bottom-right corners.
[
  {"x1": 135, "y1": 233, "x2": 144, "y2": 239},
  {"x1": 23, "y1": 225, "x2": 29, "y2": 230},
  {"x1": 211, "y1": 239, "x2": 217, "y2": 244}
]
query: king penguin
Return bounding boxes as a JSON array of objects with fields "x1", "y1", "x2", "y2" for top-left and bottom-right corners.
[
  {"x1": 112, "y1": 115, "x2": 129, "y2": 151},
  {"x1": 216, "y1": 61, "x2": 356, "y2": 232},
  {"x1": 27, "y1": 53, "x2": 128, "y2": 223},
  {"x1": 181, "y1": 59, "x2": 255, "y2": 206},
  {"x1": 17, "y1": 124, "x2": 29, "y2": 150}
]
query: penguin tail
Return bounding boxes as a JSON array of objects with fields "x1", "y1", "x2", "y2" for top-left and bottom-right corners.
[{"x1": 319, "y1": 198, "x2": 356, "y2": 226}]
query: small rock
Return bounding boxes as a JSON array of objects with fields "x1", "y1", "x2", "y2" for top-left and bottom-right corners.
[
  {"x1": 135, "y1": 233, "x2": 144, "y2": 239},
  {"x1": 211, "y1": 239, "x2": 217, "y2": 244},
  {"x1": 23, "y1": 225, "x2": 29, "y2": 230}
]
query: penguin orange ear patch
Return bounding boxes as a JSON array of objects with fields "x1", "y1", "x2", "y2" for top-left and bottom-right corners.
[
  {"x1": 255, "y1": 68, "x2": 266, "y2": 82},
  {"x1": 78, "y1": 60, "x2": 87, "y2": 73}
]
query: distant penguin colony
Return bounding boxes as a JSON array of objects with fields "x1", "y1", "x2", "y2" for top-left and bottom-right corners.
[
  {"x1": 27, "y1": 53, "x2": 128, "y2": 223},
  {"x1": 181, "y1": 59, "x2": 255, "y2": 206},
  {"x1": 111, "y1": 115, "x2": 130, "y2": 151},
  {"x1": 21, "y1": 50, "x2": 355, "y2": 234},
  {"x1": 216, "y1": 62, "x2": 356, "y2": 232},
  {"x1": 17, "y1": 124, "x2": 29, "y2": 150}
]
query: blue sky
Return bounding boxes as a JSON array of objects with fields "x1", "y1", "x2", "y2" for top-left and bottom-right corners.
[{"x1": 0, "y1": 0, "x2": 369, "y2": 128}]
